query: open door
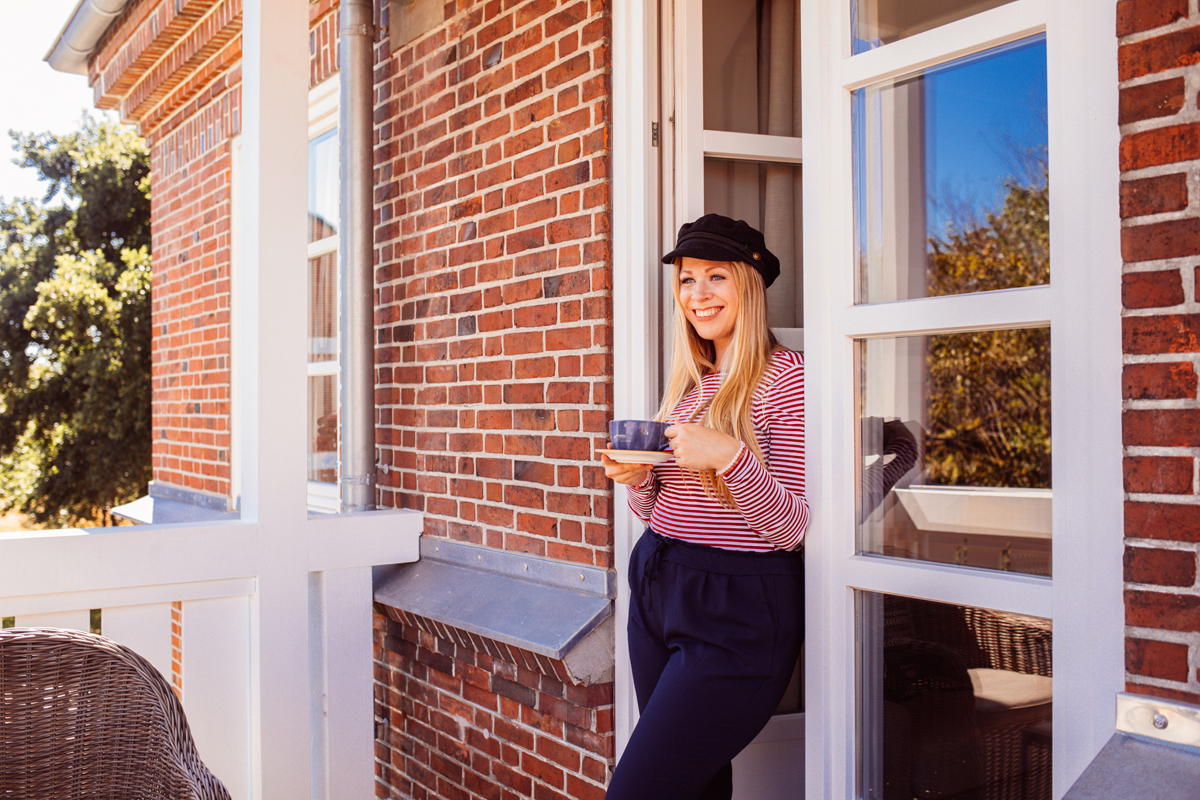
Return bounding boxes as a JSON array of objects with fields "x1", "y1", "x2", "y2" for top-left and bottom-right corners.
[{"x1": 662, "y1": 0, "x2": 806, "y2": 794}]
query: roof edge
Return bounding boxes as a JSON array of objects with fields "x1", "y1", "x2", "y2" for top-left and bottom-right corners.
[{"x1": 45, "y1": 0, "x2": 132, "y2": 76}]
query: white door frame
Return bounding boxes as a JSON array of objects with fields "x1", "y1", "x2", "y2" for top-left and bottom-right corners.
[
  {"x1": 610, "y1": 0, "x2": 662, "y2": 759},
  {"x1": 801, "y1": 0, "x2": 1123, "y2": 797}
]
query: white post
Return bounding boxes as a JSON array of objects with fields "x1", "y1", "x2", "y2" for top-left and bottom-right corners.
[
  {"x1": 240, "y1": 0, "x2": 313, "y2": 796},
  {"x1": 317, "y1": 567, "x2": 376, "y2": 800}
]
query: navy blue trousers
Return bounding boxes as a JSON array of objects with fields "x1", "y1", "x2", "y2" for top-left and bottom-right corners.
[{"x1": 606, "y1": 530, "x2": 805, "y2": 800}]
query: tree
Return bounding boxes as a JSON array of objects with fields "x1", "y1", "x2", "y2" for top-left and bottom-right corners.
[
  {"x1": 923, "y1": 170, "x2": 1051, "y2": 489},
  {"x1": 0, "y1": 115, "x2": 151, "y2": 527}
]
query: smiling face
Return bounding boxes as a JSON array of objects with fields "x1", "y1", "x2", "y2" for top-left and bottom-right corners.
[{"x1": 677, "y1": 257, "x2": 741, "y2": 363}]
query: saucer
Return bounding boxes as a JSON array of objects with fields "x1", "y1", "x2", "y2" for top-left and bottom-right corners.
[{"x1": 597, "y1": 448, "x2": 673, "y2": 465}]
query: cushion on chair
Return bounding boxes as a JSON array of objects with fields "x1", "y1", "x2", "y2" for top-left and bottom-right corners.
[{"x1": 969, "y1": 668, "x2": 1053, "y2": 713}]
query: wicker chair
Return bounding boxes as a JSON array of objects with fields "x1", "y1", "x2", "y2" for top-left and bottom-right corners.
[
  {"x1": 0, "y1": 627, "x2": 231, "y2": 800},
  {"x1": 884, "y1": 597, "x2": 1053, "y2": 800}
]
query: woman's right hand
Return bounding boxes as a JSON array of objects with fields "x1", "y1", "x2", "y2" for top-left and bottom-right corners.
[{"x1": 600, "y1": 444, "x2": 653, "y2": 486}]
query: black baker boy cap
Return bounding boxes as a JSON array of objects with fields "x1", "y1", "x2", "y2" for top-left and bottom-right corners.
[{"x1": 661, "y1": 213, "x2": 781, "y2": 289}]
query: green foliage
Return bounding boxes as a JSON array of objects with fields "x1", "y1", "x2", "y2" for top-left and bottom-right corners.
[
  {"x1": 923, "y1": 173, "x2": 1051, "y2": 489},
  {"x1": 0, "y1": 115, "x2": 151, "y2": 526}
]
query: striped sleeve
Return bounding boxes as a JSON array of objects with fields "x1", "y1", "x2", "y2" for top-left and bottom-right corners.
[
  {"x1": 626, "y1": 471, "x2": 659, "y2": 523},
  {"x1": 721, "y1": 356, "x2": 809, "y2": 550},
  {"x1": 623, "y1": 350, "x2": 808, "y2": 552}
]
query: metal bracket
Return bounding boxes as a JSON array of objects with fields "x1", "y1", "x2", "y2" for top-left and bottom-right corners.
[
  {"x1": 1117, "y1": 692, "x2": 1200, "y2": 750},
  {"x1": 341, "y1": 23, "x2": 374, "y2": 37},
  {"x1": 341, "y1": 474, "x2": 377, "y2": 486}
]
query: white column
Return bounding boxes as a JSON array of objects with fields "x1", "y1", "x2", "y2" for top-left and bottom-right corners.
[{"x1": 239, "y1": 0, "x2": 312, "y2": 797}]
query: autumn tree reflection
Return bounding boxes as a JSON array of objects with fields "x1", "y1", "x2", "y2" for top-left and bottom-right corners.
[{"x1": 923, "y1": 170, "x2": 1051, "y2": 490}]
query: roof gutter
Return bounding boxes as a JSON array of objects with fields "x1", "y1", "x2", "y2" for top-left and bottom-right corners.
[{"x1": 45, "y1": 0, "x2": 132, "y2": 75}]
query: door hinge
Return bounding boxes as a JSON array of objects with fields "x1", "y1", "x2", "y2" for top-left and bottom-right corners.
[{"x1": 652, "y1": 122, "x2": 659, "y2": 147}]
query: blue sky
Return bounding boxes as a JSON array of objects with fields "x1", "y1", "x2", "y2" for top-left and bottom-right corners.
[
  {"x1": 924, "y1": 36, "x2": 1048, "y2": 236},
  {"x1": 0, "y1": 0, "x2": 115, "y2": 203}
]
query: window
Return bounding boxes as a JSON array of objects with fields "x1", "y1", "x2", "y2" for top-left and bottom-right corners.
[
  {"x1": 847, "y1": 8, "x2": 1056, "y2": 799},
  {"x1": 851, "y1": 0, "x2": 1017, "y2": 53},
  {"x1": 858, "y1": 593, "x2": 1052, "y2": 799},
  {"x1": 801, "y1": 0, "x2": 1121, "y2": 796},
  {"x1": 308, "y1": 76, "x2": 340, "y2": 513}
]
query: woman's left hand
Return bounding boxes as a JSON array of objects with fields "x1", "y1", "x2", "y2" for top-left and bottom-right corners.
[{"x1": 664, "y1": 424, "x2": 742, "y2": 473}]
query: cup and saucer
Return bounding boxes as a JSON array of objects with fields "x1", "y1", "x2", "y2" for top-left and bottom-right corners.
[{"x1": 597, "y1": 420, "x2": 674, "y2": 464}]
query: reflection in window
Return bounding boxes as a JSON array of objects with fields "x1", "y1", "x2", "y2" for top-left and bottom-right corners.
[
  {"x1": 702, "y1": 0, "x2": 801, "y2": 138},
  {"x1": 704, "y1": 158, "x2": 803, "y2": 329},
  {"x1": 308, "y1": 122, "x2": 339, "y2": 511},
  {"x1": 308, "y1": 375, "x2": 338, "y2": 485},
  {"x1": 859, "y1": 592, "x2": 1052, "y2": 800},
  {"x1": 857, "y1": 329, "x2": 1051, "y2": 576},
  {"x1": 308, "y1": 128, "x2": 339, "y2": 243},
  {"x1": 853, "y1": 36, "x2": 1047, "y2": 304},
  {"x1": 851, "y1": 0, "x2": 1016, "y2": 53},
  {"x1": 309, "y1": 253, "x2": 337, "y2": 364}
]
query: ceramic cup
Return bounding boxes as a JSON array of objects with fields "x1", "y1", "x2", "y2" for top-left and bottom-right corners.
[{"x1": 609, "y1": 419, "x2": 670, "y2": 452}]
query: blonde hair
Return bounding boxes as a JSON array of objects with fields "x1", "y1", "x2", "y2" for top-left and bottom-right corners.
[{"x1": 656, "y1": 259, "x2": 778, "y2": 508}]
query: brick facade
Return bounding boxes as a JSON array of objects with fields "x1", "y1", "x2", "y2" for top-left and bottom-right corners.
[
  {"x1": 75, "y1": 0, "x2": 1191, "y2": 792},
  {"x1": 91, "y1": 0, "x2": 242, "y2": 504},
  {"x1": 368, "y1": 1, "x2": 616, "y2": 795},
  {"x1": 1119, "y1": 0, "x2": 1200, "y2": 703},
  {"x1": 375, "y1": 608, "x2": 612, "y2": 800},
  {"x1": 370, "y1": 0, "x2": 615, "y2": 571}
]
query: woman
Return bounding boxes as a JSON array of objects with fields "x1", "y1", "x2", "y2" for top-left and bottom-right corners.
[{"x1": 603, "y1": 214, "x2": 808, "y2": 800}]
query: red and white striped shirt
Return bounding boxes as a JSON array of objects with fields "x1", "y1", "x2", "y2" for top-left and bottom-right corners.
[{"x1": 627, "y1": 349, "x2": 808, "y2": 552}]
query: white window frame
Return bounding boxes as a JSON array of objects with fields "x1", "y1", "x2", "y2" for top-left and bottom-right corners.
[{"x1": 801, "y1": 0, "x2": 1123, "y2": 797}]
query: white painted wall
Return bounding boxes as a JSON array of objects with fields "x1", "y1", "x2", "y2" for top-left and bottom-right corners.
[
  {"x1": 101, "y1": 601, "x2": 174, "y2": 681},
  {"x1": 184, "y1": 595, "x2": 254, "y2": 800}
]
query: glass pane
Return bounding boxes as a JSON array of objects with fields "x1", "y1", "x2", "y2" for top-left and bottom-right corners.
[
  {"x1": 857, "y1": 329, "x2": 1050, "y2": 576},
  {"x1": 858, "y1": 592, "x2": 1052, "y2": 800},
  {"x1": 704, "y1": 157, "x2": 803, "y2": 329},
  {"x1": 852, "y1": 0, "x2": 1016, "y2": 53},
  {"x1": 308, "y1": 128, "x2": 338, "y2": 243},
  {"x1": 309, "y1": 253, "x2": 337, "y2": 363},
  {"x1": 308, "y1": 375, "x2": 338, "y2": 484},
  {"x1": 853, "y1": 36, "x2": 1047, "y2": 304},
  {"x1": 702, "y1": 0, "x2": 801, "y2": 137}
]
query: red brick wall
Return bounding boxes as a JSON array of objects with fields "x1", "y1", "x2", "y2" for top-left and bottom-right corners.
[
  {"x1": 369, "y1": 1, "x2": 616, "y2": 796},
  {"x1": 375, "y1": 607, "x2": 612, "y2": 800},
  {"x1": 1119, "y1": 0, "x2": 1200, "y2": 703},
  {"x1": 146, "y1": 83, "x2": 240, "y2": 497},
  {"x1": 91, "y1": 0, "x2": 243, "y2": 503},
  {"x1": 89, "y1": 3, "x2": 618, "y2": 795},
  {"x1": 371, "y1": 0, "x2": 615, "y2": 570},
  {"x1": 88, "y1": 0, "x2": 340, "y2": 502},
  {"x1": 311, "y1": 0, "x2": 341, "y2": 87}
]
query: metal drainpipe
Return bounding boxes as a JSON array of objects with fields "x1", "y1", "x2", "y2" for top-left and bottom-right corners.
[{"x1": 339, "y1": 0, "x2": 377, "y2": 512}]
